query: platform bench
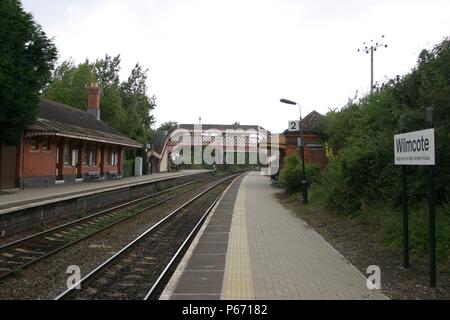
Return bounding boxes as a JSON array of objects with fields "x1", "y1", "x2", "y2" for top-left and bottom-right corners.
[
  {"x1": 85, "y1": 172, "x2": 100, "y2": 181},
  {"x1": 106, "y1": 172, "x2": 121, "y2": 180}
]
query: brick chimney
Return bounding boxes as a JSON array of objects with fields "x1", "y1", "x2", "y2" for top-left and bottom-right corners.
[{"x1": 86, "y1": 83, "x2": 101, "y2": 120}]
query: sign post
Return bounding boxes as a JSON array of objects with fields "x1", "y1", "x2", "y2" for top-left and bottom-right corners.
[
  {"x1": 427, "y1": 108, "x2": 436, "y2": 288},
  {"x1": 288, "y1": 120, "x2": 308, "y2": 204},
  {"x1": 399, "y1": 115, "x2": 409, "y2": 269},
  {"x1": 394, "y1": 109, "x2": 436, "y2": 287}
]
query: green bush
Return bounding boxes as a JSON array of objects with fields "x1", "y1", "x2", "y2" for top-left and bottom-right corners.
[
  {"x1": 123, "y1": 159, "x2": 135, "y2": 178},
  {"x1": 312, "y1": 38, "x2": 450, "y2": 261},
  {"x1": 279, "y1": 154, "x2": 321, "y2": 193},
  {"x1": 279, "y1": 155, "x2": 302, "y2": 192},
  {"x1": 322, "y1": 38, "x2": 450, "y2": 213}
]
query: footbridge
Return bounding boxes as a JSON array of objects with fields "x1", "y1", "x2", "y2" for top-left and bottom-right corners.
[{"x1": 147, "y1": 124, "x2": 276, "y2": 173}]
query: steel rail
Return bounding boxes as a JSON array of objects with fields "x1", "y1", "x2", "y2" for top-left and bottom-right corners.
[
  {"x1": 0, "y1": 174, "x2": 220, "y2": 280},
  {"x1": 0, "y1": 175, "x2": 214, "y2": 251},
  {"x1": 55, "y1": 172, "x2": 242, "y2": 300},
  {"x1": 144, "y1": 173, "x2": 242, "y2": 300}
]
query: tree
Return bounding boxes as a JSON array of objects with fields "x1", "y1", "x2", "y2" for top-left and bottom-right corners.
[
  {"x1": 44, "y1": 59, "x2": 96, "y2": 110},
  {"x1": 44, "y1": 56, "x2": 157, "y2": 144},
  {"x1": 94, "y1": 54, "x2": 121, "y2": 88},
  {"x1": 157, "y1": 121, "x2": 178, "y2": 132},
  {"x1": 94, "y1": 55, "x2": 124, "y2": 130},
  {"x1": 121, "y1": 63, "x2": 156, "y2": 143},
  {"x1": 322, "y1": 37, "x2": 450, "y2": 212},
  {"x1": 0, "y1": 0, "x2": 57, "y2": 145},
  {"x1": 44, "y1": 56, "x2": 124, "y2": 130}
]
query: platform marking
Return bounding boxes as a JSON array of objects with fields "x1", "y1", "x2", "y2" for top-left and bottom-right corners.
[{"x1": 222, "y1": 175, "x2": 255, "y2": 300}]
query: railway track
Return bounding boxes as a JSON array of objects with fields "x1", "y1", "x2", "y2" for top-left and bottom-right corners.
[
  {"x1": 0, "y1": 173, "x2": 225, "y2": 280},
  {"x1": 56, "y1": 172, "x2": 242, "y2": 300}
]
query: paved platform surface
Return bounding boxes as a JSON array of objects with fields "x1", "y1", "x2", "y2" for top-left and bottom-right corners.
[
  {"x1": 160, "y1": 175, "x2": 244, "y2": 300},
  {"x1": 0, "y1": 170, "x2": 211, "y2": 212},
  {"x1": 162, "y1": 171, "x2": 388, "y2": 300}
]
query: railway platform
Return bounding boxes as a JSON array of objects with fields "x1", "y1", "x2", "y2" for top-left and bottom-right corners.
[
  {"x1": 0, "y1": 170, "x2": 212, "y2": 213},
  {"x1": 161, "y1": 171, "x2": 388, "y2": 300}
]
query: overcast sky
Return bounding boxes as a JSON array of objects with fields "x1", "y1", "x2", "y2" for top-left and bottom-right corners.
[{"x1": 22, "y1": 0, "x2": 450, "y2": 133}]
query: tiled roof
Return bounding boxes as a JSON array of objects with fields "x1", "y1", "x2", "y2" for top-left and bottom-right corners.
[
  {"x1": 285, "y1": 110, "x2": 326, "y2": 134},
  {"x1": 25, "y1": 99, "x2": 142, "y2": 148},
  {"x1": 149, "y1": 130, "x2": 168, "y2": 155},
  {"x1": 39, "y1": 99, "x2": 120, "y2": 134},
  {"x1": 175, "y1": 124, "x2": 269, "y2": 133}
]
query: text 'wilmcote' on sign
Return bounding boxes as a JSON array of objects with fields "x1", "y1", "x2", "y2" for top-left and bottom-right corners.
[{"x1": 394, "y1": 128, "x2": 435, "y2": 166}]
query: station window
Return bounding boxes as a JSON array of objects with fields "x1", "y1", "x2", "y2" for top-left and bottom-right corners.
[
  {"x1": 42, "y1": 137, "x2": 50, "y2": 151},
  {"x1": 64, "y1": 142, "x2": 70, "y2": 165},
  {"x1": 30, "y1": 136, "x2": 38, "y2": 150},
  {"x1": 105, "y1": 148, "x2": 109, "y2": 165},
  {"x1": 93, "y1": 148, "x2": 97, "y2": 165},
  {"x1": 71, "y1": 146, "x2": 78, "y2": 167},
  {"x1": 111, "y1": 151, "x2": 118, "y2": 166},
  {"x1": 83, "y1": 146, "x2": 88, "y2": 165},
  {"x1": 89, "y1": 148, "x2": 97, "y2": 166}
]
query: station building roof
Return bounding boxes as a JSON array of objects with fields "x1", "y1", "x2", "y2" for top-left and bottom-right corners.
[
  {"x1": 25, "y1": 99, "x2": 142, "y2": 148},
  {"x1": 284, "y1": 110, "x2": 327, "y2": 135},
  {"x1": 174, "y1": 124, "x2": 269, "y2": 134}
]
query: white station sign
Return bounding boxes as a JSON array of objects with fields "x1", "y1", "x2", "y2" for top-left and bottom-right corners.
[
  {"x1": 394, "y1": 128, "x2": 435, "y2": 165},
  {"x1": 288, "y1": 120, "x2": 300, "y2": 132}
]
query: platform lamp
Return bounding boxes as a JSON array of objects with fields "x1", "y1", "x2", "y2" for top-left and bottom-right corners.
[{"x1": 280, "y1": 98, "x2": 308, "y2": 204}]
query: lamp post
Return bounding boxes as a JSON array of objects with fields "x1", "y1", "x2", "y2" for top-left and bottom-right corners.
[{"x1": 280, "y1": 98, "x2": 308, "y2": 204}]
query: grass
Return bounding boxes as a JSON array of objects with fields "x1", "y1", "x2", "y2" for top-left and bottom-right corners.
[
  {"x1": 305, "y1": 183, "x2": 450, "y2": 264},
  {"x1": 305, "y1": 183, "x2": 328, "y2": 209},
  {"x1": 378, "y1": 205, "x2": 450, "y2": 264}
]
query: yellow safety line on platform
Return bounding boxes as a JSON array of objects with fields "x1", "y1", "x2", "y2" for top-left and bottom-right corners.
[{"x1": 222, "y1": 175, "x2": 255, "y2": 300}]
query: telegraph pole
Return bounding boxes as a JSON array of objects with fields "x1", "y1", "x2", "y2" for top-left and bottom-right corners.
[{"x1": 358, "y1": 35, "x2": 388, "y2": 93}]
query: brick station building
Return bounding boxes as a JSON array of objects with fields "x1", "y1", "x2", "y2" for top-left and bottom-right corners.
[
  {"x1": 0, "y1": 84, "x2": 142, "y2": 189},
  {"x1": 278, "y1": 110, "x2": 327, "y2": 171}
]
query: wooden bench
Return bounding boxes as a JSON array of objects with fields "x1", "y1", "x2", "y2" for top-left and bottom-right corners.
[
  {"x1": 106, "y1": 172, "x2": 121, "y2": 180},
  {"x1": 85, "y1": 172, "x2": 100, "y2": 181}
]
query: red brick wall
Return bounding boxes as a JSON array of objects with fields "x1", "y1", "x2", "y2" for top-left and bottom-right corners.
[
  {"x1": 63, "y1": 165, "x2": 77, "y2": 175},
  {"x1": 282, "y1": 133, "x2": 327, "y2": 168},
  {"x1": 22, "y1": 137, "x2": 57, "y2": 177},
  {"x1": 80, "y1": 148, "x2": 121, "y2": 174},
  {"x1": 103, "y1": 147, "x2": 121, "y2": 174},
  {"x1": 81, "y1": 147, "x2": 101, "y2": 175},
  {"x1": 22, "y1": 137, "x2": 122, "y2": 178}
]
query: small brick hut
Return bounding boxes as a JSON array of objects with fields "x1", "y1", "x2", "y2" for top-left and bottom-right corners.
[{"x1": 278, "y1": 110, "x2": 327, "y2": 171}]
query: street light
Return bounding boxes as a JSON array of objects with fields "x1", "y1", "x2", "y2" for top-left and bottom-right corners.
[{"x1": 280, "y1": 98, "x2": 308, "y2": 204}]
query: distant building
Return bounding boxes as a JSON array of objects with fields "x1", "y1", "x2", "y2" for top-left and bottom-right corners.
[
  {"x1": 278, "y1": 110, "x2": 327, "y2": 171},
  {"x1": 148, "y1": 124, "x2": 269, "y2": 173},
  {"x1": 0, "y1": 84, "x2": 142, "y2": 189}
]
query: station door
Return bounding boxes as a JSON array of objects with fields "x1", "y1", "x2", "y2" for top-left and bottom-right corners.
[{"x1": 1, "y1": 145, "x2": 18, "y2": 189}]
